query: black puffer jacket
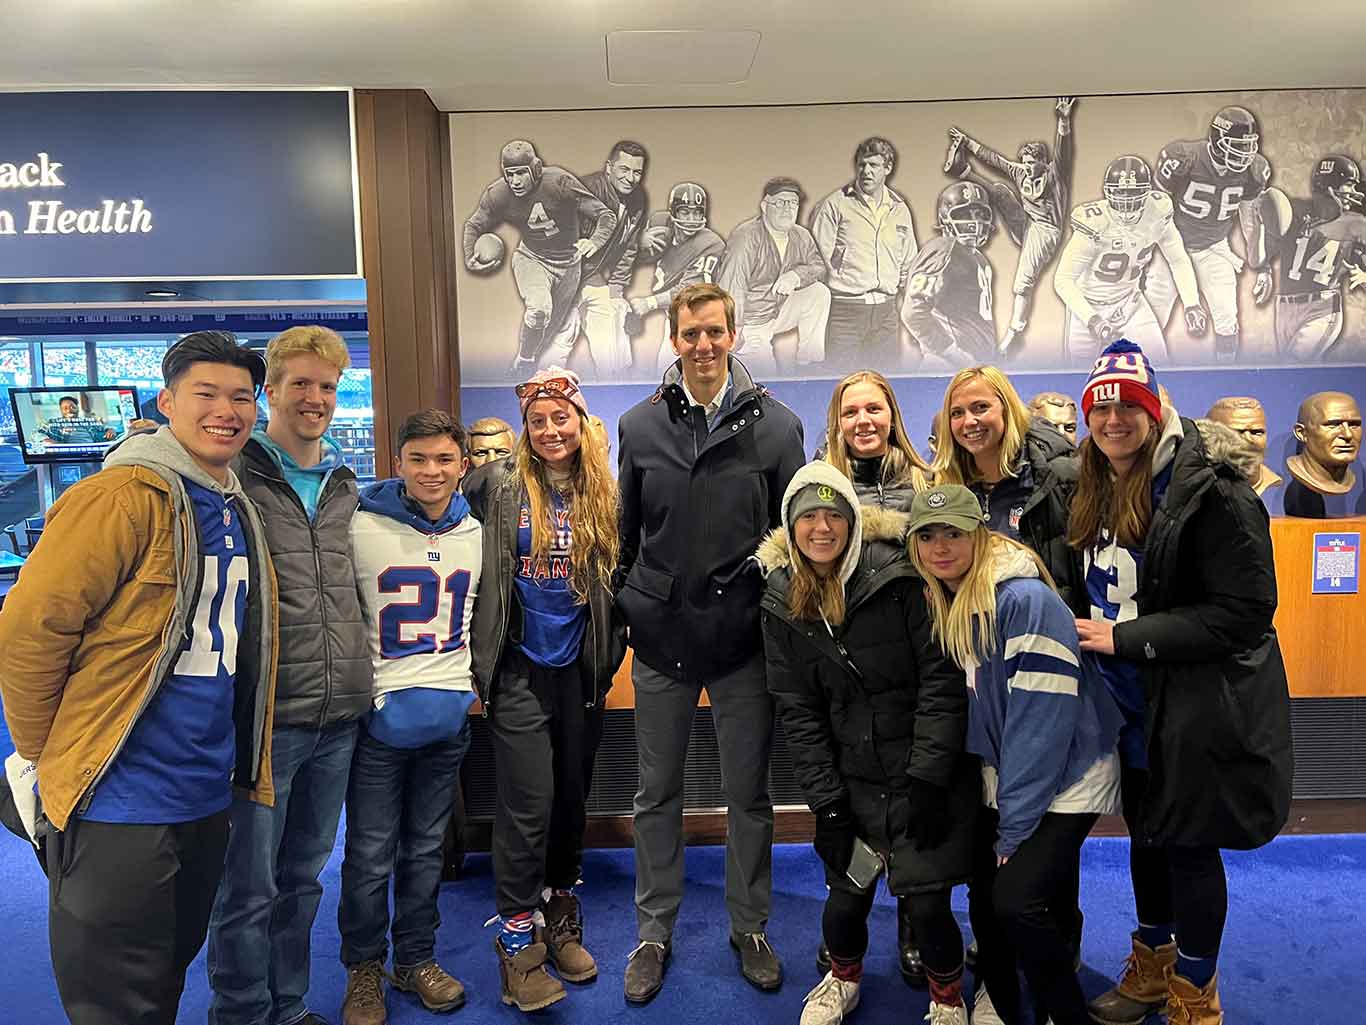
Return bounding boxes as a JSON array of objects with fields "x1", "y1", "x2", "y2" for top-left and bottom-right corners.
[
  {"x1": 1016, "y1": 419, "x2": 1084, "y2": 615},
  {"x1": 616, "y1": 356, "x2": 805, "y2": 681},
  {"x1": 848, "y1": 455, "x2": 925, "y2": 514},
  {"x1": 757, "y1": 465, "x2": 974, "y2": 891},
  {"x1": 465, "y1": 458, "x2": 626, "y2": 710},
  {"x1": 1112, "y1": 417, "x2": 1293, "y2": 850},
  {"x1": 236, "y1": 439, "x2": 372, "y2": 728}
]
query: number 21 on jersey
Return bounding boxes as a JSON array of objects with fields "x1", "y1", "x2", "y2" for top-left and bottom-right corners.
[{"x1": 378, "y1": 566, "x2": 472, "y2": 659}]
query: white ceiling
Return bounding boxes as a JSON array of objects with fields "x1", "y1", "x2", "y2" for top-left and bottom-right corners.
[{"x1": 4, "y1": 1, "x2": 1366, "y2": 112}]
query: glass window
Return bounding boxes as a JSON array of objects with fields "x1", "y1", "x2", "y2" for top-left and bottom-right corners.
[
  {"x1": 40, "y1": 340, "x2": 89, "y2": 387},
  {"x1": 331, "y1": 339, "x2": 376, "y2": 481},
  {"x1": 0, "y1": 341, "x2": 41, "y2": 538}
]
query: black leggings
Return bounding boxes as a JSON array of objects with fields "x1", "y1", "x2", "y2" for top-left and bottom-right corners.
[
  {"x1": 969, "y1": 806, "x2": 1095, "y2": 1025},
  {"x1": 1122, "y1": 767, "x2": 1228, "y2": 958},
  {"x1": 823, "y1": 885, "x2": 962, "y2": 974}
]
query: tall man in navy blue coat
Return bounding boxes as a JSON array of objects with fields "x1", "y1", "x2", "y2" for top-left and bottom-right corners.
[{"x1": 615, "y1": 282, "x2": 805, "y2": 1003}]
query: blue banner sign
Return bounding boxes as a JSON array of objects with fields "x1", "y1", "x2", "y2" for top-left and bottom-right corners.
[{"x1": 0, "y1": 90, "x2": 361, "y2": 282}]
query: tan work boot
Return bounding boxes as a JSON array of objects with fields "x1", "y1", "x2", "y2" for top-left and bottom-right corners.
[
  {"x1": 1166, "y1": 971, "x2": 1223, "y2": 1025},
  {"x1": 341, "y1": 959, "x2": 388, "y2": 1025},
  {"x1": 496, "y1": 937, "x2": 567, "y2": 1012},
  {"x1": 540, "y1": 892, "x2": 598, "y2": 982},
  {"x1": 1087, "y1": 932, "x2": 1177, "y2": 1025},
  {"x1": 393, "y1": 959, "x2": 466, "y2": 1012}
]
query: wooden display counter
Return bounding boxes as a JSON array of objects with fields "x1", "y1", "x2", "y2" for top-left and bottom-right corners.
[{"x1": 1272, "y1": 516, "x2": 1366, "y2": 697}]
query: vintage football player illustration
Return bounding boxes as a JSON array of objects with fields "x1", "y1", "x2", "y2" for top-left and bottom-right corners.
[
  {"x1": 1143, "y1": 105, "x2": 1271, "y2": 362},
  {"x1": 900, "y1": 181, "x2": 997, "y2": 369},
  {"x1": 461, "y1": 140, "x2": 617, "y2": 375},
  {"x1": 1249, "y1": 154, "x2": 1366, "y2": 361},
  {"x1": 715, "y1": 177, "x2": 831, "y2": 378},
  {"x1": 627, "y1": 181, "x2": 728, "y2": 373},
  {"x1": 809, "y1": 137, "x2": 919, "y2": 372},
  {"x1": 1054, "y1": 155, "x2": 1206, "y2": 364},
  {"x1": 944, "y1": 97, "x2": 1076, "y2": 358}
]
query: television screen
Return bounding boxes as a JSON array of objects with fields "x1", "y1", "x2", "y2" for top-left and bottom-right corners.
[{"x1": 9, "y1": 387, "x2": 142, "y2": 465}]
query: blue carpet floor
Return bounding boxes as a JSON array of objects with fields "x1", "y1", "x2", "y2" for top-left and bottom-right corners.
[{"x1": 0, "y1": 824, "x2": 1361, "y2": 1025}]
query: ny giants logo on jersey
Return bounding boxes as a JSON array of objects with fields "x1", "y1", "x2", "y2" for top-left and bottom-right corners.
[{"x1": 518, "y1": 505, "x2": 573, "y2": 581}]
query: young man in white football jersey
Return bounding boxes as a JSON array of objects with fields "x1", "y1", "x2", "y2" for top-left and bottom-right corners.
[
  {"x1": 1053, "y1": 155, "x2": 1207, "y2": 365},
  {"x1": 338, "y1": 411, "x2": 483, "y2": 1025}
]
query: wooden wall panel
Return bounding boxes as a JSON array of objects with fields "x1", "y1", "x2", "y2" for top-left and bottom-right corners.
[
  {"x1": 1272, "y1": 516, "x2": 1366, "y2": 697},
  {"x1": 355, "y1": 89, "x2": 460, "y2": 473}
]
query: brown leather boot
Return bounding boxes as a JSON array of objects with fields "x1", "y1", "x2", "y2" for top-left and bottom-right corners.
[
  {"x1": 393, "y1": 959, "x2": 465, "y2": 1012},
  {"x1": 496, "y1": 938, "x2": 567, "y2": 1012},
  {"x1": 340, "y1": 960, "x2": 387, "y2": 1025},
  {"x1": 1086, "y1": 932, "x2": 1177, "y2": 1025},
  {"x1": 540, "y1": 892, "x2": 598, "y2": 982},
  {"x1": 1166, "y1": 971, "x2": 1223, "y2": 1025}
]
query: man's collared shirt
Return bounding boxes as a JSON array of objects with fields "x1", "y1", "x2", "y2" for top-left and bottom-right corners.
[
  {"x1": 810, "y1": 182, "x2": 919, "y2": 296},
  {"x1": 680, "y1": 369, "x2": 734, "y2": 430}
]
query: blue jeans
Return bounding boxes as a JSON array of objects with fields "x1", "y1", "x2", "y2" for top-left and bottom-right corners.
[
  {"x1": 207, "y1": 721, "x2": 359, "y2": 1025},
  {"x1": 338, "y1": 719, "x2": 471, "y2": 969}
]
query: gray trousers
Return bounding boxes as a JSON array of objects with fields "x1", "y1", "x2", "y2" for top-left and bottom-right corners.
[{"x1": 632, "y1": 655, "x2": 775, "y2": 942}]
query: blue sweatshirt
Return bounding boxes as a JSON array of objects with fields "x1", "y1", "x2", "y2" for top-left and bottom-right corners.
[
  {"x1": 253, "y1": 429, "x2": 345, "y2": 520},
  {"x1": 966, "y1": 544, "x2": 1124, "y2": 858}
]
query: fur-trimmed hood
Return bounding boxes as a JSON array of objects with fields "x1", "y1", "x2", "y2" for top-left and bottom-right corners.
[
  {"x1": 754, "y1": 461, "x2": 908, "y2": 578},
  {"x1": 1192, "y1": 417, "x2": 1262, "y2": 482}
]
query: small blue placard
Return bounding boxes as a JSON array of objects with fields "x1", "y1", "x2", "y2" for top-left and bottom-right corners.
[{"x1": 1312, "y1": 532, "x2": 1359, "y2": 595}]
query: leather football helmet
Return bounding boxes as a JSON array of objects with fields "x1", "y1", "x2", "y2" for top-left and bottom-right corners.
[
  {"x1": 1103, "y1": 155, "x2": 1153, "y2": 223},
  {"x1": 937, "y1": 181, "x2": 993, "y2": 247},
  {"x1": 1311, "y1": 154, "x2": 1364, "y2": 213},
  {"x1": 500, "y1": 140, "x2": 544, "y2": 193},
  {"x1": 668, "y1": 182, "x2": 708, "y2": 237},
  {"x1": 1208, "y1": 106, "x2": 1259, "y2": 173}
]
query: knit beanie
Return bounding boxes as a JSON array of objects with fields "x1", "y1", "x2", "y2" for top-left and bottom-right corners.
[{"x1": 1080, "y1": 339, "x2": 1161, "y2": 424}]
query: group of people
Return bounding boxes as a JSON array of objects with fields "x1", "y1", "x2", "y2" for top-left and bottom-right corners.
[{"x1": 0, "y1": 280, "x2": 1292, "y2": 1025}]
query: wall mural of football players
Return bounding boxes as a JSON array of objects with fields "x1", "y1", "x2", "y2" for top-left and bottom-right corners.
[
  {"x1": 715, "y1": 177, "x2": 831, "y2": 378},
  {"x1": 809, "y1": 137, "x2": 919, "y2": 372},
  {"x1": 462, "y1": 140, "x2": 618, "y2": 376},
  {"x1": 544, "y1": 141, "x2": 652, "y2": 377},
  {"x1": 1053, "y1": 155, "x2": 1207, "y2": 365},
  {"x1": 1143, "y1": 106, "x2": 1272, "y2": 362},
  {"x1": 1249, "y1": 154, "x2": 1366, "y2": 361},
  {"x1": 943, "y1": 97, "x2": 1076, "y2": 359},
  {"x1": 629, "y1": 182, "x2": 728, "y2": 374},
  {"x1": 900, "y1": 182, "x2": 996, "y2": 369}
]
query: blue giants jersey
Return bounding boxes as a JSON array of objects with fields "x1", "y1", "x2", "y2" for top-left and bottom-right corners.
[
  {"x1": 514, "y1": 490, "x2": 588, "y2": 668},
  {"x1": 84, "y1": 479, "x2": 250, "y2": 823}
]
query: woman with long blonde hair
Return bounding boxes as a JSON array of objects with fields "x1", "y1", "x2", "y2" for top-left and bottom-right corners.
[
  {"x1": 907, "y1": 483, "x2": 1121, "y2": 1025},
  {"x1": 823, "y1": 369, "x2": 930, "y2": 512},
  {"x1": 931, "y1": 364, "x2": 1083, "y2": 614},
  {"x1": 1068, "y1": 341, "x2": 1291, "y2": 1025},
  {"x1": 464, "y1": 366, "x2": 626, "y2": 1012},
  {"x1": 758, "y1": 461, "x2": 977, "y2": 1025}
]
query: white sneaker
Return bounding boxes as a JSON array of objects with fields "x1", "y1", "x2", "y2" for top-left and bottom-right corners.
[
  {"x1": 925, "y1": 1000, "x2": 969, "y2": 1025},
  {"x1": 800, "y1": 971, "x2": 860, "y2": 1025},
  {"x1": 972, "y1": 985, "x2": 1005, "y2": 1025}
]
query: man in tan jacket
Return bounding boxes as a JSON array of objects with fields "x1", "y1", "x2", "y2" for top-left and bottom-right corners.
[{"x1": 0, "y1": 331, "x2": 278, "y2": 1025}]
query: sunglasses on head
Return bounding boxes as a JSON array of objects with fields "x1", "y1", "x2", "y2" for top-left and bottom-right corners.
[{"x1": 514, "y1": 377, "x2": 577, "y2": 400}]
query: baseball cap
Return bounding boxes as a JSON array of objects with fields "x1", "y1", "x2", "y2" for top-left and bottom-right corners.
[
  {"x1": 762, "y1": 176, "x2": 805, "y2": 202},
  {"x1": 1080, "y1": 339, "x2": 1161, "y2": 424},
  {"x1": 787, "y1": 481, "x2": 855, "y2": 526},
  {"x1": 906, "y1": 484, "x2": 988, "y2": 534}
]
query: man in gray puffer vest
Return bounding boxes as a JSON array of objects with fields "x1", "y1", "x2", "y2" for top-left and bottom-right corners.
[{"x1": 207, "y1": 326, "x2": 373, "y2": 1025}]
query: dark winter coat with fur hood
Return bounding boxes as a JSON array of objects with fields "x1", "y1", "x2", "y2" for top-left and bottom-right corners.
[
  {"x1": 756, "y1": 463, "x2": 975, "y2": 893},
  {"x1": 1110, "y1": 414, "x2": 1292, "y2": 850}
]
